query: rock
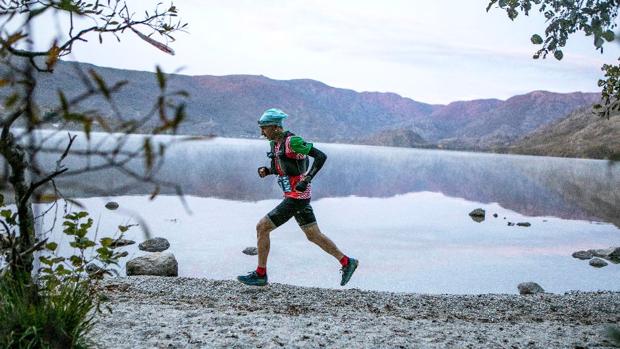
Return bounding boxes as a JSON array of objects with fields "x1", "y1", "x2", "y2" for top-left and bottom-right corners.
[
  {"x1": 110, "y1": 238, "x2": 135, "y2": 248},
  {"x1": 589, "y1": 258, "x2": 608, "y2": 268},
  {"x1": 589, "y1": 248, "x2": 616, "y2": 258},
  {"x1": 242, "y1": 247, "x2": 258, "y2": 256},
  {"x1": 105, "y1": 201, "x2": 119, "y2": 210},
  {"x1": 139, "y1": 237, "x2": 170, "y2": 252},
  {"x1": 517, "y1": 282, "x2": 545, "y2": 295},
  {"x1": 507, "y1": 222, "x2": 515, "y2": 226},
  {"x1": 126, "y1": 252, "x2": 178, "y2": 276},
  {"x1": 572, "y1": 250, "x2": 593, "y2": 260},
  {"x1": 609, "y1": 247, "x2": 620, "y2": 258},
  {"x1": 493, "y1": 213, "x2": 498, "y2": 218},
  {"x1": 469, "y1": 208, "x2": 485, "y2": 217},
  {"x1": 469, "y1": 208, "x2": 485, "y2": 222},
  {"x1": 86, "y1": 263, "x2": 105, "y2": 275},
  {"x1": 516, "y1": 222, "x2": 531, "y2": 227}
]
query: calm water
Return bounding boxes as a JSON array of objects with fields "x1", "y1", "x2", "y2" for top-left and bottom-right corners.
[{"x1": 27, "y1": 134, "x2": 620, "y2": 293}]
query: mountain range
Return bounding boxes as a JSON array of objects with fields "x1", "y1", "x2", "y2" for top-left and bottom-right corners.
[{"x1": 3, "y1": 60, "x2": 616, "y2": 159}]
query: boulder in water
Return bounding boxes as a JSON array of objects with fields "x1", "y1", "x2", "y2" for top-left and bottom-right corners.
[
  {"x1": 572, "y1": 250, "x2": 593, "y2": 260},
  {"x1": 139, "y1": 237, "x2": 170, "y2": 252},
  {"x1": 105, "y1": 201, "x2": 119, "y2": 210},
  {"x1": 469, "y1": 208, "x2": 485, "y2": 222},
  {"x1": 589, "y1": 258, "x2": 608, "y2": 268},
  {"x1": 242, "y1": 247, "x2": 258, "y2": 256},
  {"x1": 516, "y1": 222, "x2": 531, "y2": 227}
]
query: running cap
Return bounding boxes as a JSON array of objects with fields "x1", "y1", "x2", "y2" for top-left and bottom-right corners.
[{"x1": 258, "y1": 108, "x2": 288, "y2": 127}]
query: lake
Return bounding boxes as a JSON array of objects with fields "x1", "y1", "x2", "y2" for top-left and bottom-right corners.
[{"x1": 29, "y1": 134, "x2": 620, "y2": 294}]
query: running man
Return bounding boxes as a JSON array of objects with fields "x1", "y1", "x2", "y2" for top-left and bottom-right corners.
[{"x1": 237, "y1": 108, "x2": 358, "y2": 287}]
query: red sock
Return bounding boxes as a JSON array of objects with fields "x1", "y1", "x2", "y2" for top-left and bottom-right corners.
[
  {"x1": 256, "y1": 266, "x2": 266, "y2": 276},
  {"x1": 339, "y1": 256, "x2": 349, "y2": 267}
]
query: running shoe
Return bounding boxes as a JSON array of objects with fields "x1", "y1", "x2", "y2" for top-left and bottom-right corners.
[
  {"x1": 340, "y1": 257, "x2": 358, "y2": 286},
  {"x1": 237, "y1": 271, "x2": 268, "y2": 286}
]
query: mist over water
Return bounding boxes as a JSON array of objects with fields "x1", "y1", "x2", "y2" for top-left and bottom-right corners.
[{"x1": 39, "y1": 133, "x2": 620, "y2": 227}]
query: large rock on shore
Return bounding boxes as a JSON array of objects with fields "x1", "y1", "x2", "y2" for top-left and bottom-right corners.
[
  {"x1": 126, "y1": 252, "x2": 178, "y2": 276},
  {"x1": 517, "y1": 282, "x2": 545, "y2": 295},
  {"x1": 139, "y1": 237, "x2": 170, "y2": 252}
]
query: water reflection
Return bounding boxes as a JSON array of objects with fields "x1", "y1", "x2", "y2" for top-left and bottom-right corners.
[{"x1": 28, "y1": 133, "x2": 620, "y2": 227}]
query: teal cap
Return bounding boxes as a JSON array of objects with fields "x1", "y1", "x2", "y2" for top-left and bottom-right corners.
[{"x1": 258, "y1": 108, "x2": 288, "y2": 127}]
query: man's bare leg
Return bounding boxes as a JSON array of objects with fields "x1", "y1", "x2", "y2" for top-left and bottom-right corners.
[
  {"x1": 257, "y1": 216, "x2": 276, "y2": 267},
  {"x1": 301, "y1": 222, "x2": 344, "y2": 260}
]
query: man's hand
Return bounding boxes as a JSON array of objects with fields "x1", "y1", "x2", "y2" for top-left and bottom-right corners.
[
  {"x1": 294, "y1": 176, "x2": 311, "y2": 193},
  {"x1": 258, "y1": 167, "x2": 270, "y2": 178}
]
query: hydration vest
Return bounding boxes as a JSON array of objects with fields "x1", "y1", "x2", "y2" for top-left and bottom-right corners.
[{"x1": 268, "y1": 131, "x2": 309, "y2": 176}]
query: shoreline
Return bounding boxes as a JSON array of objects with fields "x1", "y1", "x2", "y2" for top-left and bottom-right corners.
[{"x1": 91, "y1": 276, "x2": 620, "y2": 348}]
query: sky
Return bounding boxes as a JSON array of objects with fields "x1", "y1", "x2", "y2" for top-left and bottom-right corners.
[{"x1": 26, "y1": 0, "x2": 620, "y2": 104}]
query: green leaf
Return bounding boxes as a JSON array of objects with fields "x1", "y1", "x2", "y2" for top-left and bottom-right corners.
[
  {"x1": 553, "y1": 50, "x2": 563, "y2": 60},
  {"x1": 39, "y1": 256, "x2": 53, "y2": 266},
  {"x1": 51, "y1": 257, "x2": 65, "y2": 264},
  {"x1": 144, "y1": 138, "x2": 153, "y2": 171},
  {"x1": 118, "y1": 225, "x2": 129, "y2": 233},
  {"x1": 156, "y1": 66, "x2": 166, "y2": 90},
  {"x1": 4, "y1": 93, "x2": 19, "y2": 108},
  {"x1": 70, "y1": 255, "x2": 83, "y2": 267},
  {"x1": 530, "y1": 34, "x2": 543, "y2": 45},
  {"x1": 603, "y1": 30, "x2": 616, "y2": 42},
  {"x1": 1, "y1": 209, "x2": 12, "y2": 220},
  {"x1": 89, "y1": 69, "x2": 110, "y2": 99},
  {"x1": 45, "y1": 242, "x2": 58, "y2": 251},
  {"x1": 595, "y1": 36, "x2": 604, "y2": 48},
  {"x1": 100, "y1": 237, "x2": 114, "y2": 247}
]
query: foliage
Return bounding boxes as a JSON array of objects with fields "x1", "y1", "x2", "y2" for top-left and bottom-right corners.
[
  {"x1": 486, "y1": 0, "x2": 620, "y2": 118},
  {"x1": 0, "y1": 275, "x2": 96, "y2": 349},
  {"x1": 607, "y1": 325, "x2": 620, "y2": 347},
  {"x1": 1, "y1": 200, "x2": 134, "y2": 348}
]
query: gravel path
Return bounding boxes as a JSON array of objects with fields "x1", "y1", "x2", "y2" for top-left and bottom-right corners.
[{"x1": 91, "y1": 277, "x2": 620, "y2": 348}]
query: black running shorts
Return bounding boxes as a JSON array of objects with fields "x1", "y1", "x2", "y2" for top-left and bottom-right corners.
[{"x1": 266, "y1": 198, "x2": 317, "y2": 228}]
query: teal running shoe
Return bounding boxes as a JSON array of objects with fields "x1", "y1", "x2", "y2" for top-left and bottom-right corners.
[
  {"x1": 237, "y1": 271, "x2": 268, "y2": 286},
  {"x1": 340, "y1": 258, "x2": 358, "y2": 286}
]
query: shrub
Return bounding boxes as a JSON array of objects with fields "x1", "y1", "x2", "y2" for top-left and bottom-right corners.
[
  {"x1": 0, "y1": 209, "x2": 132, "y2": 348},
  {"x1": 0, "y1": 274, "x2": 96, "y2": 349}
]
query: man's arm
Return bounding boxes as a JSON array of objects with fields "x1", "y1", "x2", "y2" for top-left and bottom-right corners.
[
  {"x1": 295, "y1": 146, "x2": 327, "y2": 192},
  {"x1": 305, "y1": 147, "x2": 326, "y2": 181}
]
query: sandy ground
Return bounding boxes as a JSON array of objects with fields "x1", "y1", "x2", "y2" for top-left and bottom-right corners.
[{"x1": 90, "y1": 276, "x2": 620, "y2": 348}]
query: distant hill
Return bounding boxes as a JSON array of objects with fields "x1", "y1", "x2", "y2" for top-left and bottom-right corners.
[
  {"x1": 429, "y1": 91, "x2": 601, "y2": 149},
  {"x1": 360, "y1": 129, "x2": 429, "y2": 148},
  {"x1": 1, "y1": 60, "x2": 607, "y2": 157},
  {"x1": 507, "y1": 107, "x2": 620, "y2": 160}
]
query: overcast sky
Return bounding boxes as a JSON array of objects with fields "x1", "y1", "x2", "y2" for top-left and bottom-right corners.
[{"x1": 30, "y1": 0, "x2": 620, "y2": 104}]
